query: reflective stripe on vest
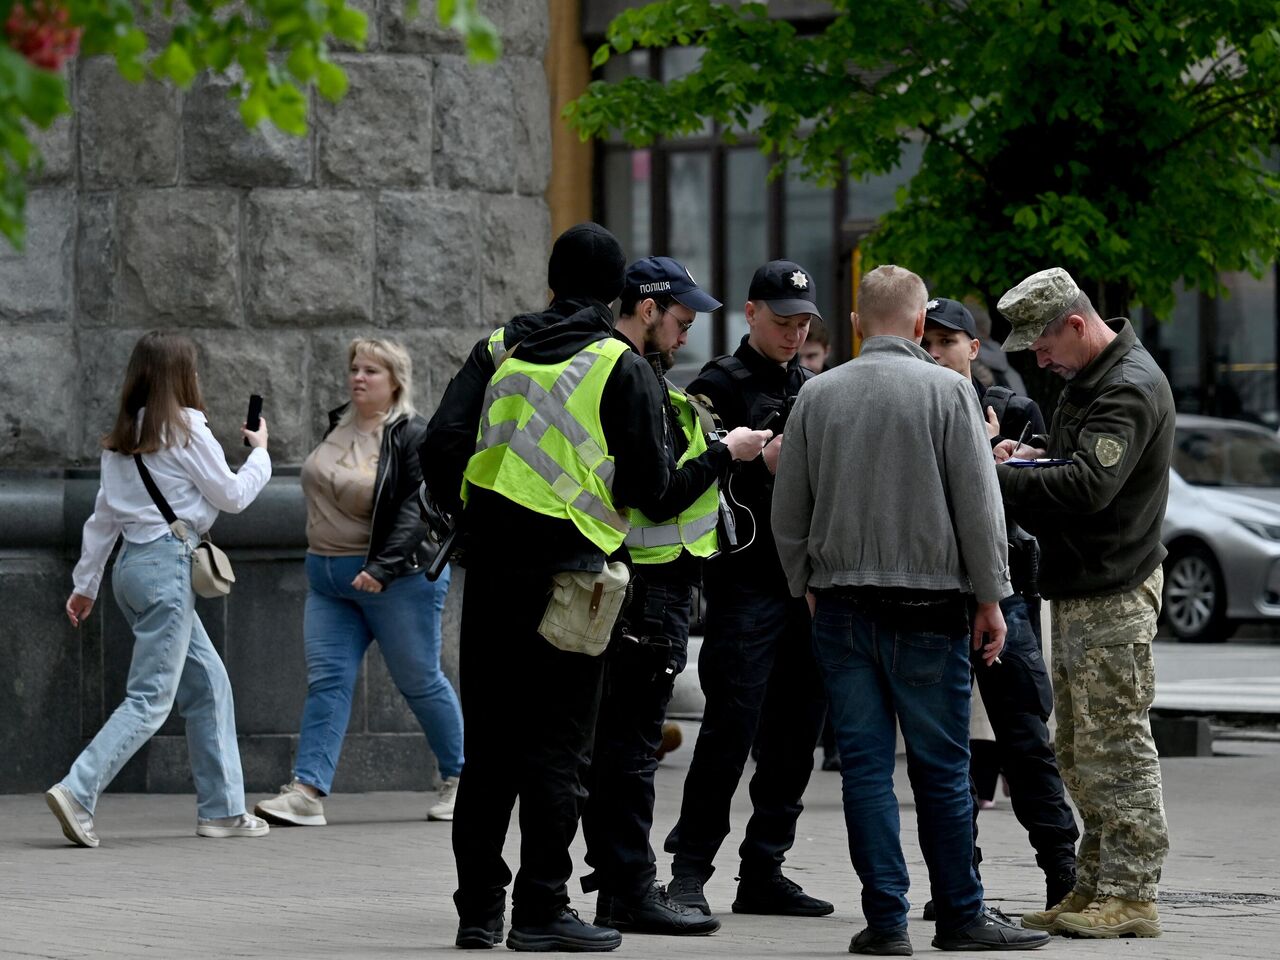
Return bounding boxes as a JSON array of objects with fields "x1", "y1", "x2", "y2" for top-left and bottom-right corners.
[
  {"x1": 486, "y1": 327, "x2": 505, "y2": 365},
  {"x1": 463, "y1": 338, "x2": 631, "y2": 552},
  {"x1": 625, "y1": 385, "x2": 720, "y2": 564}
]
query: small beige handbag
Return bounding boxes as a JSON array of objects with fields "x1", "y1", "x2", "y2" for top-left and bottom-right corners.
[
  {"x1": 538, "y1": 561, "x2": 630, "y2": 656},
  {"x1": 134, "y1": 455, "x2": 236, "y2": 598}
]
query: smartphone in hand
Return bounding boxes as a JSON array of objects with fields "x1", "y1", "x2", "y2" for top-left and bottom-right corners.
[{"x1": 244, "y1": 394, "x2": 263, "y2": 447}]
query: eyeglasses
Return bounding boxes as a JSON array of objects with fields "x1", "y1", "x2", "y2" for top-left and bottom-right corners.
[{"x1": 659, "y1": 306, "x2": 695, "y2": 333}]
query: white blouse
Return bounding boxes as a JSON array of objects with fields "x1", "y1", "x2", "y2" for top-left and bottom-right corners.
[{"x1": 72, "y1": 408, "x2": 272, "y2": 599}]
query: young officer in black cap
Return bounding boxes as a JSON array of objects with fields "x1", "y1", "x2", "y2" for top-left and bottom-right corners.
[
  {"x1": 664, "y1": 259, "x2": 832, "y2": 919},
  {"x1": 581, "y1": 257, "x2": 768, "y2": 937},
  {"x1": 921, "y1": 297, "x2": 1078, "y2": 913}
]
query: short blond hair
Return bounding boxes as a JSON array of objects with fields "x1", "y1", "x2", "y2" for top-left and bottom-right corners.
[
  {"x1": 857, "y1": 265, "x2": 928, "y2": 335},
  {"x1": 336, "y1": 337, "x2": 417, "y2": 427}
]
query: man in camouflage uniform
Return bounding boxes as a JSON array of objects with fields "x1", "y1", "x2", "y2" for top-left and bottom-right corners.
[{"x1": 993, "y1": 268, "x2": 1174, "y2": 939}]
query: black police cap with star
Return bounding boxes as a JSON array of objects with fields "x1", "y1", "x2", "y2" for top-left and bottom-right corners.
[{"x1": 748, "y1": 259, "x2": 821, "y2": 319}]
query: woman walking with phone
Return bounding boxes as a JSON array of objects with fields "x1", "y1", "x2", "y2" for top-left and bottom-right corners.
[
  {"x1": 49, "y1": 331, "x2": 272, "y2": 847},
  {"x1": 255, "y1": 338, "x2": 463, "y2": 826}
]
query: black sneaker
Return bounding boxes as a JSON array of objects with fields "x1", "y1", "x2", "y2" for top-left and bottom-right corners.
[
  {"x1": 608, "y1": 883, "x2": 721, "y2": 935},
  {"x1": 850, "y1": 925, "x2": 913, "y2": 955},
  {"x1": 668, "y1": 875, "x2": 711, "y2": 916},
  {"x1": 923, "y1": 901, "x2": 936, "y2": 921},
  {"x1": 506, "y1": 908, "x2": 622, "y2": 952},
  {"x1": 932, "y1": 905, "x2": 1051, "y2": 951},
  {"x1": 732, "y1": 874, "x2": 834, "y2": 917},
  {"x1": 456, "y1": 914, "x2": 504, "y2": 949}
]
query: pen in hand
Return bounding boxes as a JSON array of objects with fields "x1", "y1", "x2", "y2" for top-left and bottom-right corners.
[{"x1": 1012, "y1": 420, "x2": 1031, "y2": 460}]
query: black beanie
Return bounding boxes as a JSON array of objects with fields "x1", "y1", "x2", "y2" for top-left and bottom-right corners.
[{"x1": 547, "y1": 222, "x2": 626, "y2": 304}]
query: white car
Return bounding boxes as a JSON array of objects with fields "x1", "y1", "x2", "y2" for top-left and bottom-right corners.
[{"x1": 1162, "y1": 415, "x2": 1280, "y2": 642}]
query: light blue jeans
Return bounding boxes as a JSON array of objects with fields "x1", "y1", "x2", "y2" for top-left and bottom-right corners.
[
  {"x1": 62, "y1": 531, "x2": 247, "y2": 819},
  {"x1": 294, "y1": 555, "x2": 462, "y2": 794}
]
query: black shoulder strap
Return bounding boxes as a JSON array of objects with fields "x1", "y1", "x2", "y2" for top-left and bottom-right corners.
[
  {"x1": 981, "y1": 385, "x2": 1015, "y2": 423},
  {"x1": 133, "y1": 454, "x2": 179, "y2": 526},
  {"x1": 707, "y1": 355, "x2": 752, "y2": 382}
]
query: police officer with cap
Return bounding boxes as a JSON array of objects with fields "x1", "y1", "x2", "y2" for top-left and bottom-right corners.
[
  {"x1": 581, "y1": 257, "x2": 767, "y2": 937},
  {"x1": 921, "y1": 297, "x2": 1078, "y2": 915},
  {"x1": 664, "y1": 259, "x2": 832, "y2": 919},
  {"x1": 993, "y1": 268, "x2": 1174, "y2": 939}
]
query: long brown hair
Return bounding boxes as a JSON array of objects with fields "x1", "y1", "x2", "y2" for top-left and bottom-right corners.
[{"x1": 103, "y1": 332, "x2": 206, "y2": 454}]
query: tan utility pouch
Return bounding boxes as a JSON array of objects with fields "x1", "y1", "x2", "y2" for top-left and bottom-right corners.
[{"x1": 537, "y1": 561, "x2": 630, "y2": 656}]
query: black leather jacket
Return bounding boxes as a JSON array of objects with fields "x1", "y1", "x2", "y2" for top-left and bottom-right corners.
[{"x1": 324, "y1": 405, "x2": 434, "y2": 585}]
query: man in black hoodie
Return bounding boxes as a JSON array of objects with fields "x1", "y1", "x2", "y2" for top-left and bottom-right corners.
[{"x1": 429, "y1": 224, "x2": 770, "y2": 952}]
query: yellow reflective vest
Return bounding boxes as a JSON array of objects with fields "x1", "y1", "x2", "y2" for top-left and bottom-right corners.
[
  {"x1": 463, "y1": 337, "x2": 632, "y2": 553},
  {"x1": 625, "y1": 385, "x2": 720, "y2": 565}
]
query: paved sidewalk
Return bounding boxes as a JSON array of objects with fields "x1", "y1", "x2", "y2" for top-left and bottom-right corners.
[{"x1": 4, "y1": 726, "x2": 1279, "y2": 959}]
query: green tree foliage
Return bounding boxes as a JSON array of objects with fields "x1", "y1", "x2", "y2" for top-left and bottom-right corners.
[
  {"x1": 0, "y1": 0, "x2": 500, "y2": 248},
  {"x1": 568, "y1": 0, "x2": 1280, "y2": 321}
]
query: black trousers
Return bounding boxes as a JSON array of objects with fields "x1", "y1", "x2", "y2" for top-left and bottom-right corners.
[
  {"x1": 581, "y1": 567, "x2": 691, "y2": 900},
  {"x1": 452, "y1": 566, "x2": 606, "y2": 927},
  {"x1": 664, "y1": 582, "x2": 826, "y2": 881},
  {"x1": 972, "y1": 593, "x2": 1079, "y2": 881}
]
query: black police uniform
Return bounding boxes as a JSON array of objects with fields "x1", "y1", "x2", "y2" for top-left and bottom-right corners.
[
  {"x1": 970, "y1": 380, "x2": 1079, "y2": 907},
  {"x1": 663, "y1": 334, "x2": 828, "y2": 902}
]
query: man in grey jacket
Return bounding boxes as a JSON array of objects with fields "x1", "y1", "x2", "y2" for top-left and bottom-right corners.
[{"x1": 772, "y1": 264, "x2": 1050, "y2": 955}]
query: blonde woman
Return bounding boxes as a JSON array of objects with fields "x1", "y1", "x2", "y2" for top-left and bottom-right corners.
[
  {"x1": 256, "y1": 338, "x2": 462, "y2": 826},
  {"x1": 50, "y1": 331, "x2": 272, "y2": 847}
]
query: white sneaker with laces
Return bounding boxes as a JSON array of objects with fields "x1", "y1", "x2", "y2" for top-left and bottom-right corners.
[
  {"x1": 196, "y1": 813, "x2": 270, "y2": 838},
  {"x1": 254, "y1": 781, "x2": 327, "y2": 826},
  {"x1": 427, "y1": 775, "x2": 460, "y2": 821}
]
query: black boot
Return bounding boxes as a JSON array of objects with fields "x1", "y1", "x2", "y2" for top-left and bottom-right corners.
[
  {"x1": 667, "y1": 874, "x2": 711, "y2": 916},
  {"x1": 850, "y1": 925, "x2": 913, "y2": 956},
  {"x1": 456, "y1": 914, "x2": 504, "y2": 949},
  {"x1": 1045, "y1": 872, "x2": 1076, "y2": 910},
  {"x1": 506, "y1": 908, "x2": 622, "y2": 953},
  {"x1": 731, "y1": 874, "x2": 834, "y2": 917},
  {"x1": 608, "y1": 883, "x2": 721, "y2": 935}
]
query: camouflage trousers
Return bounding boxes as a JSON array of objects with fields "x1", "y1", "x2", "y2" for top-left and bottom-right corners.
[{"x1": 1050, "y1": 567, "x2": 1169, "y2": 902}]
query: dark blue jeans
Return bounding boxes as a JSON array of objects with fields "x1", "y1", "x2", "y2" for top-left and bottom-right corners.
[{"x1": 812, "y1": 591, "x2": 983, "y2": 934}]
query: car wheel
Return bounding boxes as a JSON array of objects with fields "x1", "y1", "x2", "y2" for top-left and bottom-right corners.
[{"x1": 1162, "y1": 545, "x2": 1232, "y2": 643}]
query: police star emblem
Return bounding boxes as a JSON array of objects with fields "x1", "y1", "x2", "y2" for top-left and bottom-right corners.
[
  {"x1": 790, "y1": 271, "x2": 808, "y2": 289},
  {"x1": 1095, "y1": 435, "x2": 1125, "y2": 468}
]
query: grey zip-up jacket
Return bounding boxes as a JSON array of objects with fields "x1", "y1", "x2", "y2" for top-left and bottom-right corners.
[{"x1": 771, "y1": 336, "x2": 1012, "y2": 604}]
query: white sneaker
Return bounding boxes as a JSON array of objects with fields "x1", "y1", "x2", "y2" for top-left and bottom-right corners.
[
  {"x1": 45, "y1": 784, "x2": 99, "y2": 848},
  {"x1": 427, "y1": 775, "x2": 460, "y2": 821},
  {"x1": 196, "y1": 813, "x2": 270, "y2": 838},
  {"x1": 254, "y1": 781, "x2": 327, "y2": 826}
]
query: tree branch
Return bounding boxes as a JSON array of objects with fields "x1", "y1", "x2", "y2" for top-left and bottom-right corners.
[{"x1": 1154, "y1": 86, "x2": 1275, "y2": 161}]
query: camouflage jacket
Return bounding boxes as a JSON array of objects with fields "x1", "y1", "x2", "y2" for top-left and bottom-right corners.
[{"x1": 997, "y1": 319, "x2": 1175, "y2": 600}]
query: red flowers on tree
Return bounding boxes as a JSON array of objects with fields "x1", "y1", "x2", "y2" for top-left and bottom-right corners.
[{"x1": 5, "y1": 0, "x2": 81, "y2": 71}]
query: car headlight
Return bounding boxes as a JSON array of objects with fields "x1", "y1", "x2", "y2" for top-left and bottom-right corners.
[{"x1": 1235, "y1": 519, "x2": 1280, "y2": 541}]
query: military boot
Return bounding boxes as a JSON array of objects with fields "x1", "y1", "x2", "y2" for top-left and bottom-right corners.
[
  {"x1": 1054, "y1": 897, "x2": 1161, "y2": 938},
  {"x1": 1020, "y1": 889, "x2": 1092, "y2": 932}
]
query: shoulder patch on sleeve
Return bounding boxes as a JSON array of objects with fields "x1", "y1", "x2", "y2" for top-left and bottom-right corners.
[{"x1": 1094, "y1": 434, "x2": 1125, "y2": 468}]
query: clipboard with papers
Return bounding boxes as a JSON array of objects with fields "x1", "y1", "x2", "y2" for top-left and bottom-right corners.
[{"x1": 1005, "y1": 457, "x2": 1073, "y2": 468}]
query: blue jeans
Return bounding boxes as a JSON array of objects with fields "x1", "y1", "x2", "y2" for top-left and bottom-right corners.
[
  {"x1": 812, "y1": 591, "x2": 982, "y2": 933},
  {"x1": 63, "y1": 531, "x2": 246, "y2": 819},
  {"x1": 295, "y1": 555, "x2": 462, "y2": 793}
]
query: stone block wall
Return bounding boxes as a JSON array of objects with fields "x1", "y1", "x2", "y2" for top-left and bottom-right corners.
[{"x1": 0, "y1": 0, "x2": 553, "y2": 794}]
